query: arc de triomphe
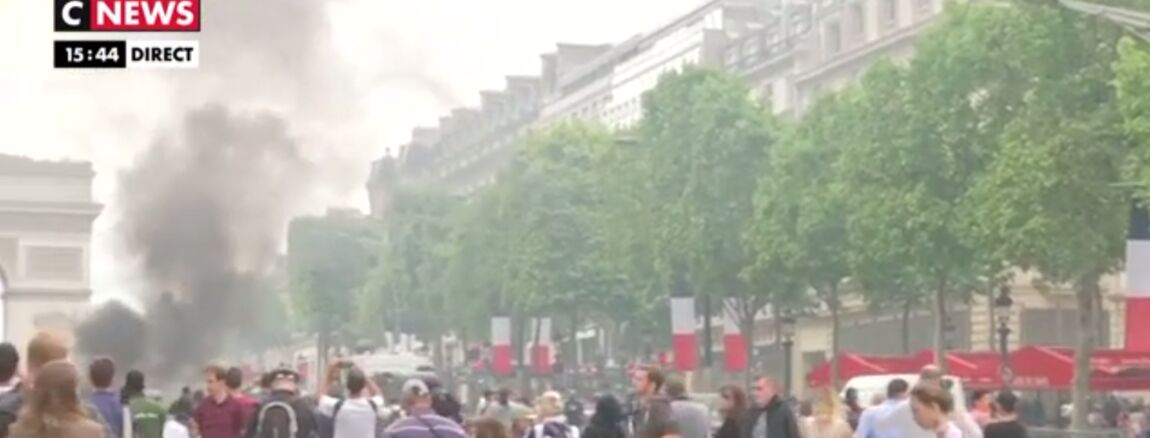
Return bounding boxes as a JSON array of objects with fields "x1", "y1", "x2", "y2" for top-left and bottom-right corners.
[{"x1": 0, "y1": 155, "x2": 101, "y2": 350}]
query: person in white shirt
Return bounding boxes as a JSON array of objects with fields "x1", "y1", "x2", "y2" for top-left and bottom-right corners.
[
  {"x1": 317, "y1": 361, "x2": 386, "y2": 438},
  {"x1": 162, "y1": 412, "x2": 192, "y2": 438},
  {"x1": 874, "y1": 366, "x2": 982, "y2": 438},
  {"x1": 907, "y1": 385, "x2": 961, "y2": 438}
]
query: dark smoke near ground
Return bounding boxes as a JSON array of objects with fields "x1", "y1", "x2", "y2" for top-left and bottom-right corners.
[
  {"x1": 74, "y1": 301, "x2": 147, "y2": 366},
  {"x1": 75, "y1": 0, "x2": 459, "y2": 375},
  {"x1": 78, "y1": 105, "x2": 315, "y2": 376}
]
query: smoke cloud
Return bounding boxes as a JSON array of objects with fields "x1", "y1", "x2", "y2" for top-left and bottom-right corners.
[
  {"x1": 79, "y1": 104, "x2": 316, "y2": 373},
  {"x1": 74, "y1": 0, "x2": 459, "y2": 375}
]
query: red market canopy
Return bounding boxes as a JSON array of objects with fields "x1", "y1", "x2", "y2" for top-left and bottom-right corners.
[
  {"x1": 806, "y1": 353, "x2": 920, "y2": 387},
  {"x1": 806, "y1": 347, "x2": 1150, "y2": 390},
  {"x1": 1011, "y1": 346, "x2": 1150, "y2": 391}
]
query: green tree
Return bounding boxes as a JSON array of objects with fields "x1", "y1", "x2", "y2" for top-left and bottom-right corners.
[
  {"x1": 638, "y1": 68, "x2": 778, "y2": 372},
  {"x1": 288, "y1": 212, "x2": 376, "y2": 361},
  {"x1": 359, "y1": 186, "x2": 459, "y2": 358},
  {"x1": 1117, "y1": 37, "x2": 1150, "y2": 181},
  {"x1": 968, "y1": 4, "x2": 1128, "y2": 429},
  {"x1": 499, "y1": 123, "x2": 622, "y2": 355},
  {"x1": 751, "y1": 90, "x2": 856, "y2": 388},
  {"x1": 591, "y1": 131, "x2": 668, "y2": 358},
  {"x1": 837, "y1": 3, "x2": 1085, "y2": 367}
]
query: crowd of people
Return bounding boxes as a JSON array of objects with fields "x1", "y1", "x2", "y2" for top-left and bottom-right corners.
[
  {"x1": 0, "y1": 330, "x2": 1052, "y2": 438},
  {"x1": 466, "y1": 365, "x2": 1035, "y2": 438}
]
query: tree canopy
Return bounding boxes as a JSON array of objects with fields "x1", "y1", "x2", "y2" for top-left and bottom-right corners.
[{"x1": 283, "y1": 1, "x2": 1150, "y2": 426}]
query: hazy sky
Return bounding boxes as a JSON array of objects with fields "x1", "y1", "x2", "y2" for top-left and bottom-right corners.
[
  {"x1": 0, "y1": 0, "x2": 700, "y2": 171},
  {"x1": 0, "y1": 0, "x2": 702, "y2": 300}
]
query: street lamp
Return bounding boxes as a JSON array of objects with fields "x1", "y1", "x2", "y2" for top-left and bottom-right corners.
[
  {"x1": 780, "y1": 315, "x2": 797, "y2": 396},
  {"x1": 943, "y1": 316, "x2": 957, "y2": 351},
  {"x1": 995, "y1": 285, "x2": 1014, "y2": 388}
]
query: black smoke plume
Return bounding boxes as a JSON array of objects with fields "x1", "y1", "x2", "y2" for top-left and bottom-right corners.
[
  {"x1": 74, "y1": 301, "x2": 147, "y2": 366},
  {"x1": 78, "y1": 105, "x2": 314, "y2": 376},
  {"x1": 75, "y1": 0, "x2": 458, "y2": 373}
]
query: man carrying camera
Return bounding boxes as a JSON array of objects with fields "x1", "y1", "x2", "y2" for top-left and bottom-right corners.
[{"x1": 317, "y1": 360, "x2": 387, "y2": 438}]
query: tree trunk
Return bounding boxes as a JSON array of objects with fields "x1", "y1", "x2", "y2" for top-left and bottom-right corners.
[
  {"x1": 571, "y1": 309, "x2": 582, "y2": 368},
  {"x1": 828, "y1": 284, "x2": 842, "y2": 389},
  {"x1": 933, "y1": 282, "x2": 949, "y2": 373},
  {"x1": 901, "y1": 298, "x2": 913, "y2": 354},
  {"x1": 317, "y1": 322, "x2": 331, "y2": 390},
  {"x1": 700, "y1": 294, "x2": 714, "y2": 390},
  {"x1": 740, "y1": 301, "x2": 756, "y2": 389},
  {"x1": 1071, "y1": 276, "x2": 1099, "y2": 431},
  {"x1": 432, "y1": 336, "x2": 445, "y2": 370}
]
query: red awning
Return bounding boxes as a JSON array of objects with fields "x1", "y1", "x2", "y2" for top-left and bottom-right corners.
[
  {"x1": 806, "y1": 347, "x2": 1150, "y2": 391},
  {"x1": 906, "y1": 350, "x2": 1001, "y2": 389},
  {"x1": 807, "y1": 353, "x2": 917, "y2": 387},
  {"x1": 1012, "y1": 346, "x2": 1150, "y2": 391}
]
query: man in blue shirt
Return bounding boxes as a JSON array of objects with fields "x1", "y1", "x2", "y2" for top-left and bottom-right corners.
[
  {"x1": 88, "y1": 357, "x2": 124, "y2": 438},
  {"x1": 855, "y1": 378, "x2": 909, "y2": 438}
]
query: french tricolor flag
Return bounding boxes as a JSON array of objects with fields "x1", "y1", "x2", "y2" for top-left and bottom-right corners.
[
  {"x1": 530, "y1": 317, "x2": 554, "y2": 375},
  {"x1": 491, "y1": 316, "x2": 514, "y2": 376},
  {"x1": 1127, "y1": 204, "x2": 1150, "y2": 352},
  {"x1": 670, "y1": 276, "x2": 698, "y2": 371},
  {"x1": 723, "y1": 298, "x2": 748, "y2": 372}
]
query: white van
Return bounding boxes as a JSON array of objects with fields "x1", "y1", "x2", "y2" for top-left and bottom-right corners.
[{"x1": 841, "y1": 374, "x2": 968, "y2": 409}]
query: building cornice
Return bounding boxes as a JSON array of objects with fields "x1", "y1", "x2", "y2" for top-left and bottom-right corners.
[
  {"x1": 0, "y1": 155, "x2": 94, "y2": 179},
  {"x1": 2, "y1": 288, "x2": 92, "y2": 301},
  {"x1": 0, "y1": 200, "x2": 103, "y2": 216}
]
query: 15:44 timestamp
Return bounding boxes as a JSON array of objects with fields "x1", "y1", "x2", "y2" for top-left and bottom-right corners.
[{"x1": 54, "y1": 40, "x2": 127, "y2": 69}]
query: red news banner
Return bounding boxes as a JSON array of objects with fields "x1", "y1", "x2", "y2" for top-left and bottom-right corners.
[{"x1": 55, "y1": 0, "x2": 201, "y2": 32}]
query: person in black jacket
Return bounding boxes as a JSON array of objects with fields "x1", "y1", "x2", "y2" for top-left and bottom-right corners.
[
  {"x1": 715, "y1": 385, "x2": 747, "y2": 438},
  {"x1": 584, "y1": 395, "x2": 627, "y2": 438},
  {"x1": 244, "y1": 369, "x2": 318, "y2": 438},
  {"x1": 740, "y1": 377, "x2": 801, "y2": 438}
]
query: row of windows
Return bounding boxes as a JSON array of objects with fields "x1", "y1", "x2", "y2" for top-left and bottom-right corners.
[{"x1": 822, "y1": 0, "x2": 934, "y2": 56}]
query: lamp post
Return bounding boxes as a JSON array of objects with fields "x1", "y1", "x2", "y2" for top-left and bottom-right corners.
[
  {"x1": 943, "y1": 316, "x2": 957, "y2": 350},
  {"x1": 995, "y1": 285, "x2": 1014, "y2": 388},
  {"x1": 780, "y1": 315, "x2": 796, "y2": 396}
]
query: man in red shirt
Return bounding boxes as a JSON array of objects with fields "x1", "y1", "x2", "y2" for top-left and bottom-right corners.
[
  {"x1": 225, "y1": 367, "x2": 259, "y2": 426},
  {"x1": 194, "y1": 365, "x2": 246, "y2": 438}
]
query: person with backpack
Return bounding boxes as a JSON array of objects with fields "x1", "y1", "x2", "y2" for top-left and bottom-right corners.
[
  {"x1": 525, "y1": 391, "x2": 579, "y2": 438},
  {"x1": 381, "y1": 379, "x2": 466, "y2": 438},
  {"x1": 123, "y1": 370, "x2": 167, "y2": 438},
  {"x1": 316, "y1": 360, "x2": 385, "y2": 438},
  {"x1": 244, "y1": 369, "x2": 318, "y2": 438},
  {"x1": 0, "y1": 331, "x2": 114, "y2": 438}
]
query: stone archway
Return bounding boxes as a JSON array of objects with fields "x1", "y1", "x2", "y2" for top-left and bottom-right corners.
[{"x1": 0, "y1": 155, "x2": 101, "y2": 349}]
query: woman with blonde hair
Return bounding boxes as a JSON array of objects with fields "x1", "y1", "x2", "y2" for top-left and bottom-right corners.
[
  {"x1": 9, "y1": 360, "x2": 105, "y2": 438},
  {"x1": 526, "y1": 391, "x2": 579, "y2": 438},
  {"x1": 800, "y1": 387, "x2": 852, "y2": 438}
]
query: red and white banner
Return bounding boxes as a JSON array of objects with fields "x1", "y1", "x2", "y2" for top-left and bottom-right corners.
[
  {"x1": 1128, "y1": 204, "x2": 1150, "y2": 352},
  {"x1": 671, "y1": 292, "x2": 698, "y2": 371},
  {"x1": 723, "y1": 298, "x2": 748, "y2": 372},
  {"x1": 530, "y1": 317, "x2": 554, "y2": 375},
  {"x1": 491, "y1": 316, "x2": 513, "y2": 375}
]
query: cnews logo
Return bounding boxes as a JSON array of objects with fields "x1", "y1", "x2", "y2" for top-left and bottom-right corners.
[{"x1": 55, "y1": 0, "x2": 200, "y2": 32}]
